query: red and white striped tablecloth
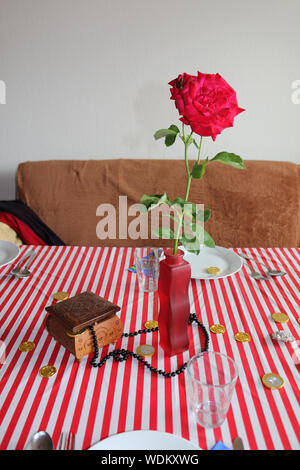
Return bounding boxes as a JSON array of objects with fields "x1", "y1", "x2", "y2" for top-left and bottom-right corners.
[{"x1": 0, "y1": 246, "x2": 299, "y2": 450}]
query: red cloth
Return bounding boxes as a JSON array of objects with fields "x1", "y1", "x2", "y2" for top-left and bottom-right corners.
[{"x1": 0, "y1": 212, "x2": 46, "y2": 245}]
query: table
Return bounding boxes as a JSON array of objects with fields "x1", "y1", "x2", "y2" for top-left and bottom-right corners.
[{"x1": 0, "y1": 246, "x2": 299, "y2": 450}]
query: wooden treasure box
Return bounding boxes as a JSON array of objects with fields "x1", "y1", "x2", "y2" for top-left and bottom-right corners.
[{"x1": 45, "y1": 291, "x2": 123, "y2": 361}]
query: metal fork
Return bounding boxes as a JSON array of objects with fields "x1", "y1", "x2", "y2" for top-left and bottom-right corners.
[
  {"x1": 58, "y1": 431, "x2": 75, "y2": 450},
  {"x1": 243, "y1": 262, "x2": 271, "y2": 280},
  {"x1": 239, "y1": 253, "x2": 286, "y2": 277},
  {"x1": 10, "y1": 250, "x2": 36, "y2": 278}
]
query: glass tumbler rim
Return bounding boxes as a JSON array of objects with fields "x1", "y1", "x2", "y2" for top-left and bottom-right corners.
[
  {"x1": 187, "y1": 350, "x2": 239, "y2": 388},
  {"x1": 134, "y1": 246, "x2": 160, "y2": 252}
]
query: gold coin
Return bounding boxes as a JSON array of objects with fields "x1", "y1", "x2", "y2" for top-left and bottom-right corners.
[
  {"x1": 144, "y1": 320, "x2": 159, "y2": 329},
  {"x1": 53, "y1": 291, "x2": 69, "y2": 301},
  {"x1": 66, "y1": 328, "x2": 87, "y2": 337},
  {"x1": 136, "y1": 344, "x2": 155, "y2": 357},
  {"x1": 19, "y1": 341, "x2": 35, "y2": 352},
  {"x1": 210, "y1": 324, "x2": 226, "y2": 334},
  {"x1": 206, "y1": 266, "x2": 221, "y2": 275},
  {"x1": 297, "y1": 318, "x2": 300, "y2": 324},
  {"x1": 39, "y1": 365, "x2": 57, "y2": 378},
  {"x1": 271, "y1": 312, "x2": 289, "y2": 324},
  {"x1": 262, "y1": 373, "x2": 284, "y2": 390},
  {"x1": 235, "y1": 332, "x2": 251, "y2": 342}
]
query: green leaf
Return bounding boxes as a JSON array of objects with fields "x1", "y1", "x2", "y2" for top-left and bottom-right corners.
[
  {"x1": 165, "y1": 125, "x2": 180, "y2": 146},
  {"x1": 203, "y1": 207, "x2": 211, "y2": 222},
  {"x1": 182, "y1": 222, "x2": 202, "y2": 241},
  {"x1": 211, "y1": 152, "x2": 246, "y2": 169},
  {"x1": 204, "y1": 230, "x2": 215, "y2": 248},
  {"x1": 155, "y1": 192, "x2": 170, "y2": 206},
  {"x1": 152, "y1": 227, "x2": 174, "y2": 239},
  {"x1": 171, "y1": 198, "x2": 204, "y2": 225},
  {"x1": 183, "y1": 202, "x2": 199, "y2": 220},
  {"x1": 140, "y1": 194, "x2": 159, "y2": 209},
  {"x1": 140, "y1": 192, "x2": 170, "y2": 210},
  {"x1": 165, "y1": 133, "x2": 177, "y2": 147},
  {"x1": 179, "y1": 234, "x2": 201, "y2": 255},
  {"x1": 171, "y1": 196, "x2": 187, "y2": 208},
  {"x1": 191, "y1": 158, "x2": 208, "y2": 179},
  {"x1": 194, "y1": 207, "x2": 211, "y2": 223},
  {"x1": 154, "y1": 126, "x2": 179, "y2": 140},
  {"x1": 168, "y1": 124, "x2": 180, "y2": 134}
]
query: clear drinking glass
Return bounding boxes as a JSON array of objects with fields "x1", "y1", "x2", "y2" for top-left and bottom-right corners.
[
  {"x1": 134, "y1": 247, "x2": 160, "y2": 293},
  {"x1": 187, "y1": 351, "x2": 238, "y2": 428}
]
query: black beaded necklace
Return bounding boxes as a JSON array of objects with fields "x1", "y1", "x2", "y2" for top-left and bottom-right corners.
[{"x1": 89, "y1": 313, "x2": 209, "y2": 378}]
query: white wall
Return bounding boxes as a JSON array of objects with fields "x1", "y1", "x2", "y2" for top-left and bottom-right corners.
[{"x1": 0, "y1": 0, "x2": 299, "y2": 199}]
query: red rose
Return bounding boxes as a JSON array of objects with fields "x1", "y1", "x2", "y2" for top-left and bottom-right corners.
[{"x1": 169, "y1": 72, "x2": 244, "y2": 141}]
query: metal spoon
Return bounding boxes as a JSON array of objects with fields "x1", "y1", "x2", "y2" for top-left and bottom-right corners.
[
  {"x1": 239, "y1": 253, "x2": 286, "y2": 277},
  {"x1": 26, "y1": 431, "x2": 53, "y2": 450},
  {"x1": 243, "y1": 262, "x2": 271, "y2": 281}
]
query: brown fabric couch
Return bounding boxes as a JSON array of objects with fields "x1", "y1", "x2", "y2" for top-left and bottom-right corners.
[{"x1": 16, "y1": 159, "x2": 300, "y2": 247}]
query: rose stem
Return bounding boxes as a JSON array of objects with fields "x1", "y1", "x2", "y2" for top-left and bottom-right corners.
[
  {"x1": 197, "y1": 136, "x2": 203, "y2": 164},
  {"x1": 173, "y1": 126, "x2": 203, "y2": 255}
]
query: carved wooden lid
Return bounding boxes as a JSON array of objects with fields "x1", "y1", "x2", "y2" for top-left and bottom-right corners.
[{"x1": 45, "y1": 291, "x2": 121, "y2": 333}]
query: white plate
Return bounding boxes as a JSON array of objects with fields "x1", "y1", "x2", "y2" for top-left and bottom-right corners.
[
  {"x1": 182, "y1": 245, "x2": 243, "y2": 280},
  {"x1": 0, "y1": 240, "x2": 20, "y2": 268},
  {"x1": 89, "y1": 430, "x2": 200, "y2": 450}
]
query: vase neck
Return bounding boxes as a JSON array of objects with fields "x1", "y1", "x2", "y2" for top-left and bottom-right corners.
[{"x1": 163, "y1": 248, "x2": 185, "y2": 265}]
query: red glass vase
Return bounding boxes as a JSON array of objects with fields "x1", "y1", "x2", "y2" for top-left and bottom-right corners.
[{"x1": 158, "y1": 248, "x2": 191, "y2": 356}]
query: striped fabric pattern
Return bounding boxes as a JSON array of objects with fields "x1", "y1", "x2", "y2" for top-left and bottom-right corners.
[{"x1": 0, "y1": 246, "x2": 299, "y2": 450}]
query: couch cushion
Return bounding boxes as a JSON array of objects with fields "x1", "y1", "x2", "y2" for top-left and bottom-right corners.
[
  {"x1": 0, "y1": 222, "x2": 22, "y2": 245},
  {"x1": 0, "y1": 201, "x2": 65, "y2": 246},
  {"x1": 16, "y1": 159, "x2": 300, "y2": 247}
]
